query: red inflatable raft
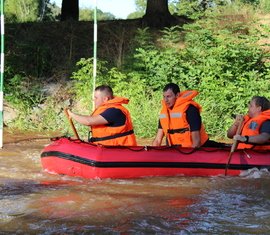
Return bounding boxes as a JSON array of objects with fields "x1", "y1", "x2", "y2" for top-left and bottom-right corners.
[{"x1": 40, "y1": 137, "x2": 270, "y2": 179}]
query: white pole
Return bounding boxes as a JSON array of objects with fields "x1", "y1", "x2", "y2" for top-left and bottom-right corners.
[
  {"x1": 0, "y1": 91, "x2": 3, "y2": 148},
  {"x1": 0, "y1": 0, "x2": 4, "y2": 148},
  {"x1": 92, "y1": 0, "x2": 97, "y2": 111}
]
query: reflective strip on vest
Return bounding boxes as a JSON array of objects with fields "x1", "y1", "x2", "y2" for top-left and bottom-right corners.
[
  {"x1": 159, "y1": 114, "x2": 167, "y2": 119},
  {"x1": 170, "y1": 112, "x2": 182, "y2": 118}
]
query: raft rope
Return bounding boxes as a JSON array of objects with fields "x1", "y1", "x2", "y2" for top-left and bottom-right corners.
[
  {"x1": 51, "y1": 136, "x2": 240, "y2": 155},
  {"x1": 4, "y1": 136, "x2": 51, "y2": 144}
]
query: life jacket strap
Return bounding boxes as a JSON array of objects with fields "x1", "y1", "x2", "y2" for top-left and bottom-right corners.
[
  {"x1": 167, "y1": 127, "x2": 189, "y2": 134},
  {"x1": 89, "y1": 129, "x2": 134, "y2": 142}
]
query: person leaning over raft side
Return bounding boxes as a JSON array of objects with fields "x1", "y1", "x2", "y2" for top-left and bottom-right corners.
[
  {"x1": 152, "y1": 83, "x2": 209, "y2": 148},
  {"x1": 227, "y1": 96, "x2": 270, "y2": 149},
  {"x1": 67, "y1": 85, "x2": 137, "y2": 146}
]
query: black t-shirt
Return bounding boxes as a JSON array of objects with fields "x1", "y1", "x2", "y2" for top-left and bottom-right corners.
[
  {"x1": 158, "y1": 104, "x2": 201, "y2": 131},
  {"x1": 260, "y1": 120, "x2": 270, "y2": 134},
  {"x1": 100, "y1": 108, "x2": 126, "y2": 127}
]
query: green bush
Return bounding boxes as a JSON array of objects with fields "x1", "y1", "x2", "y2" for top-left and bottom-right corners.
[
  {"x1": 258, "y1": 0, "x2": 270, "y2": 12},
  {"x1": 4, "y1": 73, "x2": 45, "y2": 111}
]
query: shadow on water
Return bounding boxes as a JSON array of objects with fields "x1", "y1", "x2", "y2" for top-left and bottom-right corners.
[{"x1": 0, "y1": 180, "x2": 77, "y2": 197}]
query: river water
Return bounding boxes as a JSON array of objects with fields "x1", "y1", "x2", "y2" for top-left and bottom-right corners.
[{"x1": 1, "y1": 134, "x2": 270, "y2": 234}]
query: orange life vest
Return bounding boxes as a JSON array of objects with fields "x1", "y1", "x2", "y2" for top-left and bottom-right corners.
[
  {"x1": 238, "y1": 110, "x2": 270, "y2": 150},
  {"x1": 90, "y1": 96, "x2": 137, "y2": 146},
  {"x1": 159, "y1": 90, "x2": 208, "y2": 147}
]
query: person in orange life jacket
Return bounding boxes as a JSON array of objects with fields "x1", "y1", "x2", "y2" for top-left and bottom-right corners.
[
  {"x1": 152, "y1": 83, "x2": 209, "y2": 148},
  {"x1": 227, "y1": 96, "x2": 270, "y2": 149},
  {"x1": 66, "y1": 85, "x2": 137, "y2": 146}
]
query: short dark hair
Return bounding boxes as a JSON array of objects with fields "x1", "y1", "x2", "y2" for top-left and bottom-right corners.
[
  {"x1": 163, "y1": 83, "x2": 180, "y2": 95},
  {"x1": 252, "y1": 96, "x2": 270, "y2": 111},
  {"x1": 95, "y1": 85, "x2": 113, "y2": 98}
]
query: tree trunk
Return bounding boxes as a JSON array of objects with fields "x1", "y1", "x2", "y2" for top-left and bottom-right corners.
[
  {"x1": 61, "y1": 0, "x2": 79, "y2": 21},
  {"x1": 142, "y1": 0, "x2": 177, "y2": 28}
]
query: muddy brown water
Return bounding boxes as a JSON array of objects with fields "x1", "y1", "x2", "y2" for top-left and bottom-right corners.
[{"x1": 1, "y1": 130, "x2": 270, "y2": 234}]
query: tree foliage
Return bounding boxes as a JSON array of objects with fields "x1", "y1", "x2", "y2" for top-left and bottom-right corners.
[
  {"x1": 127, "y1": 0, "x2": 145, "y2": 19},
  {"x1": 5, "y1": 0, "x2": 60, "y2": 22},
  {"x1": 79, "y1": 8, "x2": 115, "y2": 21},
  {"x1": 5, "y1": 0, "x2": 40, "y2": 22}
]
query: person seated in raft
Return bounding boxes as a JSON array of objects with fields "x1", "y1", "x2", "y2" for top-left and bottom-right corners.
[
  {"x1": 67, "y1": 85, "x2": 137, "y2": 146},
  {"x1": 227, "y1": 96, "x2": 270, "y2": 150},
  {"x1": 152, "y1": 83, "x2": 210, "y2": 148}
]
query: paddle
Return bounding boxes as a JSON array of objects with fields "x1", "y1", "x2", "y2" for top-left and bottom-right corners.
[
  {"x1": 225, "y1": 116, "x2": 244, "y2": 176},
  {"x1": 64, "y1": 108, "x2": 80, "y2": 140}
]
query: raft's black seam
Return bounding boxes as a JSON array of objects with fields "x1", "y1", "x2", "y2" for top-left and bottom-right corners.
[{"x1": 41, "y1": 151, "x2": 269, "y2": 170}]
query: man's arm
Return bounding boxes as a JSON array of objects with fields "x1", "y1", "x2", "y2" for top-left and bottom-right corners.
[
  {"x1": 233, "y1": 120, "x2": 270, "y2": 144},
  {"x1": 186, "y1": 105, "x2": 202, "y2": 148},
  {"x1": 67, "y1": 109, "x2": 108, "y2": 126},
  {"x1": 191, "y1": 131, "x2": 201, "y2": 148},
  {"x1": 152, "y1": 128, "x2": 164, "y2": 146},
  {"x1": 234, "y1": 133, "x2": 270, "y2": 144}
]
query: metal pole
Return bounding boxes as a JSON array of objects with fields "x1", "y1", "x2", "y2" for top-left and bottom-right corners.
[
  {"x1": 92, "y1": 0, "x2": 97, "y2": 111},
  {"x1": 0, "y1": 0, "x2": 4, "y2": 148}
]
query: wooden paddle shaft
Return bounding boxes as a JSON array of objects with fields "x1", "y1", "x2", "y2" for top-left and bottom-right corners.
[
  {"x1": 64, "y1": 108, "x2": 80, "y2": 139},
  {"x1": 225, "y1": 116, "x2": 244, "y2": 175},
  {"x1": 231, "y1": 118, "x2": 244, "y2": 153}
]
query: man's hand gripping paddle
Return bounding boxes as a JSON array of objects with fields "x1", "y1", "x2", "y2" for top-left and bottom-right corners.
[
  {"x1": 225, "y1": 115, "x2": 244, "y2": 176},
  {"x1": 64, "y1": 108, "x2": 80, "y2": 140}
]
